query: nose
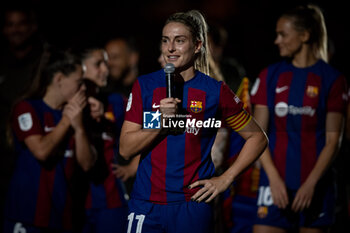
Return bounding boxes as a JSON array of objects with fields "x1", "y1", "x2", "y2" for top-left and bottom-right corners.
[
  {"x1": 274, "y1": 35, "x2": 281, "y2": 45},
  {"x1": 80, "y1": 81, "x2": 87, "y2": 91},
  {"x1": 101, "y1": 62, "x2": 109, "y2": 76},
  {"x1": 168, "y1": 41, "x2": 175, "y2": 52}
]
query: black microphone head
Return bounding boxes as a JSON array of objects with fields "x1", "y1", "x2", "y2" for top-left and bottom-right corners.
[{"x1": 164, "y1": 63, "x2": 175, "y2": 74}]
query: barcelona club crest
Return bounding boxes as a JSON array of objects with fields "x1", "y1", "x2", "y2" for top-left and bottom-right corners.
[
  {"x1": 306, "y1": 86, "x2": 319, "y2": 98},
  {"x1": 190, "y1": 101, "x2": 202, "y2": 113}
]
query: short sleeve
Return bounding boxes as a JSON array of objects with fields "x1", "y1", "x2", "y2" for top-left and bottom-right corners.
[
  {"x1": 11, "y1": 101, "x2": 43, "y2": 141},
  {"x1": 219, "y1": 82, "x2": 244, "y2": 118},
  {"x1": 327, "y1": 75, "x2": 348, "y2": 114},
  {"x1": 250, "y1": 68, "x2": 268, "y2": 105},
  {"x1": 219, "y1": 82, "x2": 253, "y2": 132},
  {"x1": 124, "y1": 79, "x2": 143, "y2": 125}
]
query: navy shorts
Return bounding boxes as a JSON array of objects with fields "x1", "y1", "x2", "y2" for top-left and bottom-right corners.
[
  {"x1": 127, "y1": 199, "x2": 214, "y2": 233},
  {"x1": 230, "y1": 195, "x2": 257, "y2": 233},
  {"x1": 82, "y1": 206, "x2": 128, "y2": 233}
]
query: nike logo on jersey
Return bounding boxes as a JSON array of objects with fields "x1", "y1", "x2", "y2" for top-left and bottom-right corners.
[
  {"x1": 152, "y1": 103, "x2": 160, "y2": 108},
  {"x1": 275, "y1": 86, "x2": 288, "y2": 94},
  {"x1": 64, "y1": 150, "x2": 73, "y2": 158},
  {"x1": 44, "y1": 126, "x2": 54, "y2": 132},
  {"x1": 102, "y1": 132, "x2": 113, "y2": 141}
]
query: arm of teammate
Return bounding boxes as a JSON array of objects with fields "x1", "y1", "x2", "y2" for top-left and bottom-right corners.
[
  {"x1": 24, "y1": 116, "x2": 71, "y2": 161},
  {"x1": 255, "y1": 105, "x2": 289, "y2": 208},
  {"x1": 190, "y1": 113, "x2": 268, "y2": 203},
  {"x1": 112, "y1": 155, "x2": 141, "y2": 181},
  {"x1": 291, "y1": 112, "x2": 343, "y2": 212},
  {"x1": 65, "y1": 89, "x2": 97, "y2": 171},
  {"x1": 254, "y1": 104, "x2": 289, "y2": 209},
  {"x1": 23, "y1": 89, "x2": 86, "y2": 162},
  {"x1": 211, "y1": 127, "x2": 229, "y2": 169}
]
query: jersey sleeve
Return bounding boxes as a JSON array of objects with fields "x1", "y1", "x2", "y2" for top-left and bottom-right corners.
[
  {"x1": 124, "y1": 79, "x2": 143, "y2": 125},
  {"x1": 219, "y1": 82, "x2": 252, "y2": 131},
  {"x1": 250, "y1": 68, "x2": 268, "y2": 105},
  {"x1": 11, "y1": 100, "x2": 43, "y2": 141},
  {"x1": 327, "y1": 75, "x2": 348, "y2": 114}
]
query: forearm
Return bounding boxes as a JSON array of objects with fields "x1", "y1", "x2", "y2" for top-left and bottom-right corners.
[
  {"x1": 29, "y1": 116, "x2": 71, "y2": 161},
  {"x1": 259, "y1": 147, "x2": 282, "y2": 182},
  {"x1": 74, "y1": 128, "x2": 96, "y2": 171},
  {"x1": 304, "y1": 112, "x2": 343, "y2": 186},
  {"x1": 119, "y1": 127, "x2": 163, "y2": 160},
  {"x1": 221, "y1": 131, "x2": 267, "y2": 184},
  {"x1": 304, "y1": 139, "x2": 339, "y2": 187}
]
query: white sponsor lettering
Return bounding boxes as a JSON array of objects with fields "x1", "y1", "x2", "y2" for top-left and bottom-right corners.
[
  {"x1": 275, "y1": 102, "x2": 289, "y2": 117},
  {"x1": 162, "y1": 117, "x2": 221, "y2": 135},
  {"x1": 275, "y1": 102, "x2": 315, "y2": 117}
]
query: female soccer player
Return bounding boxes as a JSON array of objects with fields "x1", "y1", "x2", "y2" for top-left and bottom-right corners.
[{"x1": 120, "y1": 10, "x2": 267, "y2": 233}]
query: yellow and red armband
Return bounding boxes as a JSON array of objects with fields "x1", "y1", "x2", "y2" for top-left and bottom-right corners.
[{"x1": 225, "y1": 110, "x2": 252, "y2": 132}]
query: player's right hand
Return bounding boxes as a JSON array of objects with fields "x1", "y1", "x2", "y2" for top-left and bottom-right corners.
[
  {"x1": 160, "y1": 97, "x2": 181, "y2": 118},
  {"x1": 63, "y1": 88, "x2": 86, "y2": 130}
]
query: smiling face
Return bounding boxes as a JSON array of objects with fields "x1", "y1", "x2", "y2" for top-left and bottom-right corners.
[
  {"x1": 274, "y1": 17, "x2": 307, "y2": 58},
  {"x1": 83, "y1": 49, "x2": 109, "y2": 87},
  {"x1": 3, "y1": 10, "x2": 36, "y2": 48},
  {"x1": 105, "y1": 39, "x2": 130, "y2": 80},
  {"x1": 161, "y1": 22, "x2": 201, "y2": 72}
]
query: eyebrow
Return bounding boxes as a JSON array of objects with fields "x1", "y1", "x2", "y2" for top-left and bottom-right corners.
[{"x1": 162, "y1": 35, "x2": 187, "y2": 39}]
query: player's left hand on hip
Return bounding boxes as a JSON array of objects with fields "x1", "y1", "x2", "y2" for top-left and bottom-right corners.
[{"x1": 189, "y1": 176, "x2": 230, "y2": 203}]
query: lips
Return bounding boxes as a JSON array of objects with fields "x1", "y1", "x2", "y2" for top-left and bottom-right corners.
[{"x1": 167, "y1": 55, "x2": 179, "y2": 62}]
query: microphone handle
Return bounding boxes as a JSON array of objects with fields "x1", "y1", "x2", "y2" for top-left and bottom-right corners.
[{"x1": 166, "y1": 73, "x2": 173, "y2": 98}]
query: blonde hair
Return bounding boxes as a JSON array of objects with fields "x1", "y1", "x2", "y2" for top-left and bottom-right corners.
[
  {"x1": 281, "y1": 4, "x2": 328, "y2": 62},
  {"x1": 165, "y1": 10, "x2": 211, "y2": 75}
]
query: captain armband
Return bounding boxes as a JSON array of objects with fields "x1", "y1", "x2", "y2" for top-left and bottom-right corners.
[{"x1": 225, "y1": 110, "x2": 252, "y2": 132}]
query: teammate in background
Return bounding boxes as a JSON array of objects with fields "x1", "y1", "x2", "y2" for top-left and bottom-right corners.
[
  {"x1": 79, "y1": 47, "x2": 139, "y2": 233},
  {"x1": 0, "y1": 7, "x2": 45, "y2": 224},
  {"x1": 207, "y1": 23, "x2": 260, "y2": 233},
  {"x1": 104, "y1": 37, "x2": 141, "y2": 195},
  {"x1": 251, "y1": 5, "x2": 347, "y2": 233},
  {"x1": 3, "y1": 49, "x2": 96, "y2": 232},
  {"x1": 119, "y1": 10, "x2": 267, "y2": 233},
  {"x1": 104, "y1": 37, "x2": 139, "y2": 97},
  {"x1": 207, "y1": 22, "x2": 246, "y2": 92}
]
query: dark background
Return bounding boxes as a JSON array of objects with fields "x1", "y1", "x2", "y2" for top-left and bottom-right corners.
[
  {"x1": 0, "y1": 0, "x2": 349, "y2": 231},
  {"x1": 1, "y1": 0, "x2": 349, "y2": 81}
]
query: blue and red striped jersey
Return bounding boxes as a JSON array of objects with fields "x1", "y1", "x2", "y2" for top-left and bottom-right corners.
[
  {"x1": 251, "y1": 59, "x2": 347, "y2": 189},
  {"x1": 125, "y1": 69, "x2": 245, "y2": 204},
  {"x1": 85, "y1": 93, "x2": 127, "y2": 209},
  {"x1": 6, "y1": 99, "x2": 75, "y2": 230}
]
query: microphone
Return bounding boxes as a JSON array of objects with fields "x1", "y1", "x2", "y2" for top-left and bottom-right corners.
[{"x1": 164, "y1": 63, "x2": 175, "y2": 98}]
